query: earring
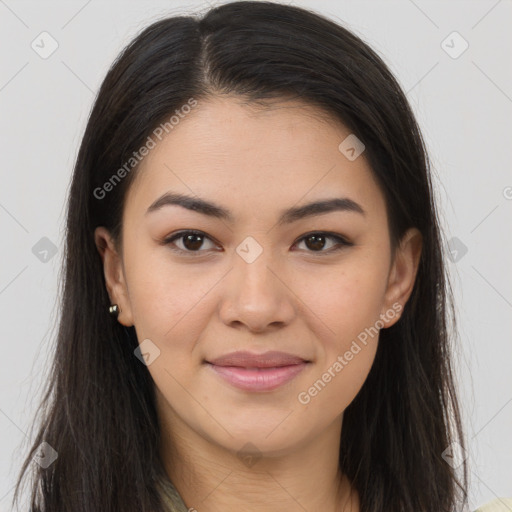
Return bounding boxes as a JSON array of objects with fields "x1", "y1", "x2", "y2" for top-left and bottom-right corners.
[{"x1": 109, "y1": 304, "x2": 120, "y2": 318}]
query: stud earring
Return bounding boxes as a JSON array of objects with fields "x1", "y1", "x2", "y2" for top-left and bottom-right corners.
[{"x1": 109, "y1": 304, "x2": 120, "y2": 318}]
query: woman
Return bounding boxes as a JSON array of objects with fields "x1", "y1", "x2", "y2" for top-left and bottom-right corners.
[{"x1": 14, "y1": 1, "x2": 503, "y2": 511}]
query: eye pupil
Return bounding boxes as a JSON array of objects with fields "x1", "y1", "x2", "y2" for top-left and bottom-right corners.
[
  {"x1": 305, "y1": 234, "x2": 326, "y2": 251},
  {"x1": 183, "y1": 233, "x2": 204, "y2": 251}
]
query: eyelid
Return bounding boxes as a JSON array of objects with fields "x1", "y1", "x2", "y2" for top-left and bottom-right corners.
[{"x1": 162, "y1": 229, "x2": 353, "y2": 255}]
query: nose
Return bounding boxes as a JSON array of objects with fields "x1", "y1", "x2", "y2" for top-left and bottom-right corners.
[{"x1": 217, "y1": 244, "x2": 296, "y2": 333}]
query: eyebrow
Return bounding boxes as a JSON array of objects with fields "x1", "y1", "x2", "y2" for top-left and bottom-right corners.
[{"x1": 145, "y1": 191, "x2": 365, "y2": 225}]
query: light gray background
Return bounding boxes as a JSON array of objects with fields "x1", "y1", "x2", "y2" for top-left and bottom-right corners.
[{"x1": 1, "y1": 0, "x2": 511, "y2": 510}]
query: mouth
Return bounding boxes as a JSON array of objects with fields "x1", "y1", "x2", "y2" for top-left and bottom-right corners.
[{"x1": 204, "y1": 351, "x2": 311, "y2": 392}]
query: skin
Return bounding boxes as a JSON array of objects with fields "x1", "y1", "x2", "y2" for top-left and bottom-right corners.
[{"x1": 95, "y1": 96, "x2": 422, "y2": 512}]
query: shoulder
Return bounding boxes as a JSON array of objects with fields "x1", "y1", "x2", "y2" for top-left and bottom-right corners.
[{"x1": 474, "y1": 498, "x2": 512, "y2": 512}]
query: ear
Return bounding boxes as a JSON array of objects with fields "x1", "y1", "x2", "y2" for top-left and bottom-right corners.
[
  {"x1": 94, "y1": 226, "x2": 134, "y2": 327},
  {"x1": 380, "y1": 227, "x2": 422, "y2": 328}
]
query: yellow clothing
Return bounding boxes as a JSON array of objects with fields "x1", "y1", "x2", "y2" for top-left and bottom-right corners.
[{"x1": 475, "y1": 498, "x2": 512, "y2": 512}]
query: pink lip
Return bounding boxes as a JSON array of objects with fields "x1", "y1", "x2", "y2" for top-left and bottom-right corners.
[
  {"x1": 207, "y1": 350, "x2": 308, "y2": 368},
  {"x1": 205, "y1": 350, "x2": 310, "y2": 392},
  {"x1": 207, "y1": 362, "x2": 308, "y2": 391}
]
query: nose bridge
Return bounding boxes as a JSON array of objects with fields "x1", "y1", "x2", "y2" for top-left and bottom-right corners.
[
  {"x1": 233, "y1": 234, "x2": 279, "y2": 296},
  {"x1": 218, "y1": 234, "x2": 295, "y2": 330}
]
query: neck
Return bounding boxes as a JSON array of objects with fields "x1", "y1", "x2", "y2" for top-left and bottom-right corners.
[{"x1": 158, "y1": 398, "x2": 359, "y2": 512}]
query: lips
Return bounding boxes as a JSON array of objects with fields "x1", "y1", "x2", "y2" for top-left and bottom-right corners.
[
  {"x1": 206, "y1": 350, "x2": 308, "y2": 368},
  {"x1": 205, "y1": 351, "x2": 310, "y2": 392}
]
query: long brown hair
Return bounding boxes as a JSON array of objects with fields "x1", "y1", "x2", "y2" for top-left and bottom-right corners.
[{"x1": 13, "y1": 2, "x2": 468, "y2": 510}]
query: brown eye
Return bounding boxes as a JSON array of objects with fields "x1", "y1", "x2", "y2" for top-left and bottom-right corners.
[
  {"x1": 164, "y1": 230, "x2": 218, "y2": 253},
  {"x1": 294, "y1": 232, "x2": 352, "y2": 253},
  {"x1": 304, "y1": 234, "x2": 327, "y2": 251},
  {"x1": 181, "y1": 233, "x2": 205, "y2": 251},
  {"x1": 163, "y1": 230, "x2": 351, "y2": 256}
]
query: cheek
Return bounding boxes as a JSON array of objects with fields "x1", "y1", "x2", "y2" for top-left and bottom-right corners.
[
  {"x1": 307, "y1": 339, "x2": 378, "y2": 417},
  {"x1": 290, "y1": 259, "x2": 386, "y2": 411},
  {"x1": 124, "y1": 245, "x2": 218, "y2": 343},
  {"x1": 295, "y1": 268, "x2": 383, "y2": 413},
  {"x1": 296, "y1": 259, "x2": 388, "y2": 345}
]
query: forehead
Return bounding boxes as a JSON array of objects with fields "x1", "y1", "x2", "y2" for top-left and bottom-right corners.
[{"x1": 124, "y1": 96, "x2": 384, "y2": 222}]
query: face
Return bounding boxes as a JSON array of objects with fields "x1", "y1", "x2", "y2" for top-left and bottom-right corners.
[{"x1": 95, "y1": 96, "x2": 421, "y2": 461}]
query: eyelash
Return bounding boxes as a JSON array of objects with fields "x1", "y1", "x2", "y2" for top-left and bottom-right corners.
[{"x1": 162, "y1": 230, "x2": 353, "y2": 256}]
